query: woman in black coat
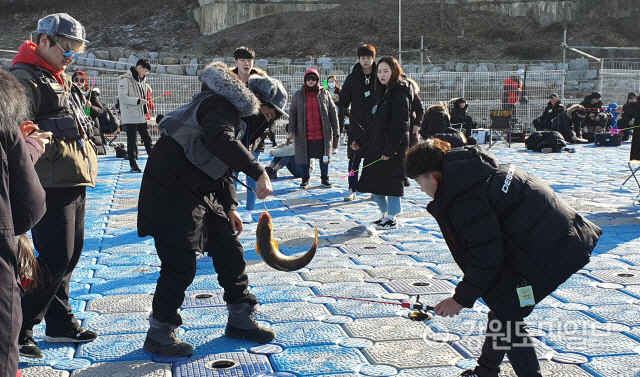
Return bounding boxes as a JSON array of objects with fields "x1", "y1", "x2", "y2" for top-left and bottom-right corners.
[
  {"x1": 352, "y1": 57, "x2": 411, "y2": 230},
  {"x1": 0, "y1": 70, "x2": 46, "y2": 377},
  {"x1": 404, "y1": 139, "x2": 601, "y2": 377},
  {"x1": 420, "y1": 103, "x2": 451, "y2": 139},
  {"x1": 449, "y1": 98, "x2": 476, "y2": 138}
]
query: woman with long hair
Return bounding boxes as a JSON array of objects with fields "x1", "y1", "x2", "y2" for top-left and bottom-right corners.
[{"x1": 351, "y1": 57, "x2": 412, "y2": 230}]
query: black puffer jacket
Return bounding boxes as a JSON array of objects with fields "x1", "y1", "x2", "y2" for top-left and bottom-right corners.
[
  {"x1": 449, "y1": 98, "x2": 472, "y2": 127},
  {"x1": 138, "y1": 63, "x2": 263, "y2": 250},
  {"x1": 355, "y1": 80, "x2": 411, "y2": 197},
  {"x1": 339, "y1": 63, "x2": 379, "y2": 159},
  {"x1": 420, "y1": 104, "x2": 451, "y2": 139},
  {"x1": 539, "y1": 100, "x2": 565, "y2": 122},
  {"x1": 525, "y1": 131, "x2": 566, "y2": 152},
  {"x1": 580, "y1": 94, "x2": 603, "y2": 110},
  {"x1": 427, "y1": 147, "x2": 601, "y2": 318}
]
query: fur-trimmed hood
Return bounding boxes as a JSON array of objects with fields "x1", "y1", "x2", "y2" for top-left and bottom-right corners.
[
  {"x1": 567, "y1": 104, "x2": 585, "y2": 117},
  {"x1": 427, "y1": 104, "x2": 449, "y2": 116},
  {"x1": 199, "y1": 61, "x2": 260, "y2": 118}
]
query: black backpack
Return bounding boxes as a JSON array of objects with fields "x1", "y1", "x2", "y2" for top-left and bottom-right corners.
[
  {"x1": 99, "y1": 106, "x2": 120, "y2": 134},
  {"x1": 114, "y1": 143, "x2": 128, "y2": 159}
]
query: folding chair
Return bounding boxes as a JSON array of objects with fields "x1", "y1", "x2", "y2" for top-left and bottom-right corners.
[
  {"x1": 105, "y1": 127, "x2": 122, "y2": 146},
  {"x1": 488, "y1": 110, "x2": 513, "y2": 149},
  {"x1": 621, "y1": 160, "x2": 640, "y2": 197}
]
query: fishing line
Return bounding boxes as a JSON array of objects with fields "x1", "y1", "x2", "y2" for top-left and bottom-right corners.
[{"x1": 231, "y1": 174, "x2": 268, "y2": 212}]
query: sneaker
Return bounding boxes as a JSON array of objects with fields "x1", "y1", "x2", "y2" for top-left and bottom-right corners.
[
  {"x1": 564, "y1": 147, "x2": 576, "y2": 153},
  {"x1": 300, "y1": 177, "x2": 310, "y2": 189},
  {"x1": 571, "y1": 135, "x2": 588, "y2": 143},
  {"x1": 241, "y1": 211, "x2": 254, "y2": 224},
  {"x1": 375, "y1": 219, "x2": 397, "y2": 230},
  {"x1": 403, "y1": 177, "x2": 410, "y2": 187},
  {"x1": 131, "y1": 165, "x2": 142, "y2": 173},
  {"x1": 343, "y1": 189, "x2": 356, "y2": 202},
  {"x1": 19, "y1": 334, "x2": 43, "y2": 358},
  {"x1": 460, "y1": 371, "x2": 479, "y2": 377},
  {"x1": 265, "y1": 166, "x2": 277, "y2": 180},
  {"x1": 321, "y1": 177, "x2": 332, "y2": 188},
  {"x1": 44, "y1": 327, "x2": 98, "y2": 343},
  {"x1": 332, "y1": 148, "x2": 339, "y2": 155},
  {"x1": 372, "y1": 214, "x2": 387, "y2": 225}
]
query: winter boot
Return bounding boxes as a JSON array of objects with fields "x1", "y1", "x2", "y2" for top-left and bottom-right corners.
[
  {"x1": 143, "y1": 314, "x2": 193, "y2": 357},
  {"x1": 225, "y1": 303, "x2": 276, "y2": 343}
]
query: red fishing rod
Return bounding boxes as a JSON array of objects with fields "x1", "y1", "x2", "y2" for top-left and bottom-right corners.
[{"x1": 316, "y1": 294, "x2": 435, "y2": 321}]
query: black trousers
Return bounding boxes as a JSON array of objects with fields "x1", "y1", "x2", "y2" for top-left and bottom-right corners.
[
  {"x1": 152, "y1": 211, "x2": 257, "y2": 326},
  {"x1": 21, "y1": 187, "x2": 86, "y2": 336},
  {"x1": 0, "y1": 236, "x2": 21, "y2": 377},
  {"x1": 474, "y1": 311, "x2": 542, "y2": 377},
  {"x1": 125, "y1": 123, "x2": 153, "y2": 167}
]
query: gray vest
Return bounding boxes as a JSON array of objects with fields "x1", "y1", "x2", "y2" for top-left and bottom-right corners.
[{"x1": 159, "y1": 92, "x2": 245, "y2": 180}]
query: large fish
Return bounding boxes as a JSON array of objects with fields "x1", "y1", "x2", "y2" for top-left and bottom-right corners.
[{"x1": 255, "y1": 211, "x2": 318, "y2": 271}]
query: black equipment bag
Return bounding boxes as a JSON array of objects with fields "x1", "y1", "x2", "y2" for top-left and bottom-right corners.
[
  {"x1": 114, "y1": 143, "x2": 128, "y2": 159},
  {"x1": 594, "y1": 132, "x2": 622, "y2": 147}
]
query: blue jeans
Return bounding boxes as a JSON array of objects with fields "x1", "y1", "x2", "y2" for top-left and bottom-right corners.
[
  {"x1": 348, "y1": 156, "x2": 363, "y2": 191},
  {"x1": 235, "y1": 151, "x2": 260, "y2": 211},
  {"x1": 301, "y1": 158, "x2": 328, "y2": 179},
  {"x1": 372, "y1": 194, "x2": 401, "y2": 216}
]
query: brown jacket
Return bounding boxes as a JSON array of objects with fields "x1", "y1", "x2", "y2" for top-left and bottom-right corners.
[{"x1": 287, "y1": 85, "x2": 339, "y2": 164}]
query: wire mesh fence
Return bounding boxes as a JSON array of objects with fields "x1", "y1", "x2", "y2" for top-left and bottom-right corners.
[{"x1": 91, "y1": 69, "x2": 628, "y2": 144}]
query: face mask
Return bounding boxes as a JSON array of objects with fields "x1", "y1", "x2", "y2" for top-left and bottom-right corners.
[{"x1": 328, "y1": 82, "x2": 335, "y2": 89}]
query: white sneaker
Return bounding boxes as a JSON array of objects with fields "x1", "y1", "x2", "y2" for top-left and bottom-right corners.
[
  {"x1": 343, "y1": 189, "x2": 356, "y2": 202},
  {"x1": 241, "y1": 211, "x2": 254, "y2": 224},
  {"x1": 375, "y1": 219, "x2": 397, "y2": 230}
]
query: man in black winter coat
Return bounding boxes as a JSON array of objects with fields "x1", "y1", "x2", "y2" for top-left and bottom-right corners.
[
  {"x1": 338, "y1": 44, "x2": 379, "y2": 202},
  {"x1": 620, "y1": 92, "x2": 637, "y2": 142},
  {"x1": 405, "y1": 140, "x2": 601, "y2": 377},
  {"x1": 533, "y1": 93, "x2": 564, "y2": 131},
  {"x1": 0, "y1": 70, "x2": 47, "y2": 377},
  {"x1": 137, "y1": 62, "x2": 275, "y2": 357}
]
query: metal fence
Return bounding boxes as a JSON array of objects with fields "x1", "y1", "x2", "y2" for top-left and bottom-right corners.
[
  {"x1": 599, "y1": 69, "x2": 640, "y2": 106},
  {"x1": 92, "y1": 69, "x2": 630, "y2": 144}
]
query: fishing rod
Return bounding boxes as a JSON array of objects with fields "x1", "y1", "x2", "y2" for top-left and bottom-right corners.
[
  {"x1": 341, "y1": 152, "x2": 397, "y2": 178},
  {"x1": 231, "y1": 174, "x2": 268, "y2": 213},
  {"x1": 316, "y1": 294, "x2": 435, "y2": 321},
  {"x1": 136, "y1": 90, "x2": 172, "y2": 107}
]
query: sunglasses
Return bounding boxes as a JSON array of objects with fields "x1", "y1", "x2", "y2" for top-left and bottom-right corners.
[
  {"x1": 55, "y1": 44, "x2": 80, "y2": 60},
  {"x1": 73, "y1": 77, "x2": 86, "y2": 83}
]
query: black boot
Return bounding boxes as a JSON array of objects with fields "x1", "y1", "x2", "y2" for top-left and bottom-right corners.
[
  {"x1": 225, "y1": 303, "x2": 276, "y2": 343},
  {"x1": 143, "y1": 314, "x2": 193, "y2": 357},
  {"x1": 300, "y1": 177, "x2": 310, "y2": 189}
]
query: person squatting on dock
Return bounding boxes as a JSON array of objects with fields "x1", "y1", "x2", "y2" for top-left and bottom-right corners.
[{"x1": 405, "y1": 139, "x2": 602, "y2": 377}]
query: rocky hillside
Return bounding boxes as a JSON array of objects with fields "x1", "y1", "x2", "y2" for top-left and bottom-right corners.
[{"x1": 0, "y1": 0, "x2": 638, "y2": 61}]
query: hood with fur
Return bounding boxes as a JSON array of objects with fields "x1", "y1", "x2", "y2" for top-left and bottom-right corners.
[
  {"x1": 427, "y1": 104, "x2": 449, "y2": 116},
  {"x1": 199, "y1": 61, "x2": 260, "y2": 118},
  {"x1": 567, "y1": 104, "x2": 585, "y2": 117}
]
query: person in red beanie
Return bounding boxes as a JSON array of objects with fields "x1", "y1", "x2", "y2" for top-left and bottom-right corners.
[{"x1": 287, "y1": 68, "x2": 339, "y2": 188}]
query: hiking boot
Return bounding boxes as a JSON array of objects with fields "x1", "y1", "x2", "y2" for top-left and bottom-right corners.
[
  {"x1": 265, "y1": 167, "x2": 278, "y2": 180},
  {"x1": 225, "y1": 303, "x2": 276, "y2": 343},
  {"x1": 343, "y1": 189, "x2": 356, "y2": 202},
  {"x1": 300, "y1": 177, "x2": 310, "y2": 189},
  {"x1": 143, "y1": 314, "x2": 193, "y2": 357},
  {"x1": 45, "y1": 327, "x2": 97, "y2": 343},
  {"x1": 19, "y1": 333, "x2": 43, "y2": 359},
  {"x1": 321, "y1": 176, "x2": 332, "y2": 188},
  {"x1": 375, "y1": 218, "x2": 397, "y2": 230}
]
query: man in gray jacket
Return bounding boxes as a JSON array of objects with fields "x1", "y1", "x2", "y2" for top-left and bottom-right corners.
[{"x1": 118, "y1": 58, "x2": 153, "y2": 172}]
